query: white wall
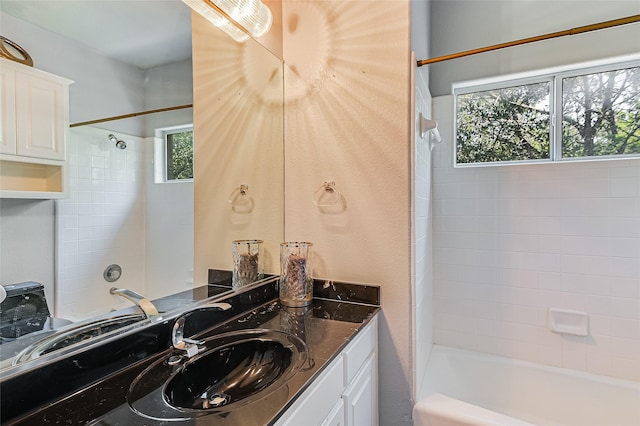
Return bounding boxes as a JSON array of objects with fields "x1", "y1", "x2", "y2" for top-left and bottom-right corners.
[
  {"x1": 411, "y1": 0, "x2": 434, "y2": 402},
  {"x1": 412, "y1": 63, "x2": 434, "y2": 399},
  {"x1": 432, "y1": 95, "x2": 640, "y2": 382},
  {"x1": 429, "y1": 1, "x2": 640, "y2": 95},
  {"x1": 143, "y1": 59, "x2": 194, "y2": 136},
  {"x1": 411, "y1": 0, "x2": 430, "y2": 61},
  {"x1": 427, "y1": 0, "x2": 640, "y2": 384},
  {"x1": 281, "y1": 1, "x2": 413, "y2": 423},
  {"x1": 143, "y1": 59, "x2": 195, "y2": 298},
  {"x1": 0, "y1": 12, "x2": 146, "y2": 136},
  {"x1": 145, "y1": 134, "x2": 195, "y2": 299},
  {"x1": 0, "y1": 200, "x2": 55, "y2": 308}
]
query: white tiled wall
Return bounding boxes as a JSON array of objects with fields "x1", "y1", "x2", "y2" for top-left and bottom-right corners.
[
  {"x1": 432, "y1": 95, "x2": 640, "y2": 382},
  {"x1": 413, "y1": 63, "x2": 434, "y2": 397},
  {"x1": 57, "y1": 127, "x2": 146, "y2": 320}
]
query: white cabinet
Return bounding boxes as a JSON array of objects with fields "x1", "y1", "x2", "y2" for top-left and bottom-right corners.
[
  {"x1": 276, "y1": 316, "x2": 378, "y2": 426},
  {"x1": 0, "y1": 58, "x2": 72, "y2": 198},
  {"x1": 343, "y1": 354, "x2": 377, "y2": 426},
  {"x1": 0, "y1": 63, "x2": 17, "y2": 154},
  {"x1": 322, "y1": 399, "x2": 345, "y2": 426}
]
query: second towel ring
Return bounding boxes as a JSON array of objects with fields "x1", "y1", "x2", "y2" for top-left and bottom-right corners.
[
  {"x1": 313, "y1": 181, "x2": 341, "y2": 207},
  {"x1": 229, "y1": 184, "x2": 254, "y2": 213}
]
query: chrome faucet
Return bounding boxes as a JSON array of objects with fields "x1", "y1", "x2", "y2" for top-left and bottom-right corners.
[
  {"x1": 171, "y1": 302, "x2": 232, "y2": 358},
  {"x1": 109, "y1": 287, "x2": 159, "y2": 318}
]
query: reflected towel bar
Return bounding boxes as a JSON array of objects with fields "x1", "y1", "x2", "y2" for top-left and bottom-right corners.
[{"x1": 70, "y1": 104, "x2": 193, "y2": 128}]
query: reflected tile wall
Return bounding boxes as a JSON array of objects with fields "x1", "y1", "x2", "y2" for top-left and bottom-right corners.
[
  {"x1": 432, "y1": 95, "x2": 640, "y2": 382},
  {"x1": 57, "y1": 127, "x2": 146, "y2": 321}
]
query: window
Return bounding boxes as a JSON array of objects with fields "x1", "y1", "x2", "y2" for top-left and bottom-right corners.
[
  {"x1": 561, "y1": 67, "x2": 640, "y2": 159},
  {"x1": 454, "y1": 57, "x2": 640, "y2": 166},
  {"x1": 164, "y1": 127, "x2": 193, "y2": 181},
  {"x1": 456, "y1": 81, "x2": 551, "y2": 164}
]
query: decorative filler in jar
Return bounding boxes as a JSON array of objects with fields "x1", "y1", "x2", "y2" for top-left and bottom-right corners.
[
  {"x1": 279, "y1": 242, "x2": 313, "y2": 307},
  {"x1": 232, "y1": 239, "x2": 263, "y2": 289}
]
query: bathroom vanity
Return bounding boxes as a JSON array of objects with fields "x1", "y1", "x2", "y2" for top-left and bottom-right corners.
[{"x1": 0, "y1": 277, "x2": 379, "y2": 425}]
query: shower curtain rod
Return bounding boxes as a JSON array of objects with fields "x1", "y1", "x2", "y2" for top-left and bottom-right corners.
[
  {"x1": 417, "y1": 14, "x2": 640, "y2": 67},
  {"x1": 69, "y1": 104, "x2": 193, "y2": 128}
]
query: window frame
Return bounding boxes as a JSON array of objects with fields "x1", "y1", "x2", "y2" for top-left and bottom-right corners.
[
  {"x1": 154, "y1": 124, "x2": 194, "y2": 184},
  {"x1": 452, "y1": 54, "x2": 640, "y2": 168}
]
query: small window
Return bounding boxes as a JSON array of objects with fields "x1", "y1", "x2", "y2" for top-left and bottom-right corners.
[
  {"x1": 454, "y1": 57, "x2": 640, "y2": 166},
  {"x1": 164, "y1": 128, "x2": 193, "y2": 181}
]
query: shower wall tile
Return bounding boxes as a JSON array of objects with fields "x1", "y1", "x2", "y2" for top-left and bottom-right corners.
[
  {"x1": 57, "y1": 127, "x2": 146, "y2": 321},
  {"x1": 432, "y1": 95, "x2": 640, "y2": 383},
  {"x1": 413, "y1": 62, "x2": 434, "y2": 397}
]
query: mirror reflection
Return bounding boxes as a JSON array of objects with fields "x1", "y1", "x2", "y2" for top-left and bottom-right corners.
[{"x1": 0, "y1": 0, "x2": 284, "y2": 372}]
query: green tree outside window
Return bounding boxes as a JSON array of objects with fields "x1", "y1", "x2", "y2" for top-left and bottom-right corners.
[
  {"x1": 562, "y1": 66, "x2": 640, "y2": 158},
  {"x1": 166, "y1": 130, "x2": 193, "y2": 180},
  {"x1": 455, "y1": 63, "x2": 640, "y2": 165}
]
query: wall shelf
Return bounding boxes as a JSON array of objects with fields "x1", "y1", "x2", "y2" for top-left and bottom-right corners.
[{"x1": 0, "y1": 156, "x2": 66, "y2": 199}]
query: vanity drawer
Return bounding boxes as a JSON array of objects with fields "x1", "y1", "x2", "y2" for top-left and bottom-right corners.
[{"x1": 342, "y1": 317, "x2": 376, "y2": 384}]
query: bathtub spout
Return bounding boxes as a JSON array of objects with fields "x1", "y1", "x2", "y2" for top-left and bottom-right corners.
[{"x1": 110, "y1": 287, "x2": 159, "y2": 318}]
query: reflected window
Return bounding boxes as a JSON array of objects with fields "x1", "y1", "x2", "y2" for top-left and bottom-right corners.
[{"x1": 164, "y1": 127, "x2": 194, "y2": 181}]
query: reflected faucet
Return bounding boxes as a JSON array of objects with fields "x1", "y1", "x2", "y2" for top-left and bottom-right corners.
[
  {"x1": 109, "y1": 287, "x2": 159, "y2": 318},
  {"x1": 172, "y1": 302, "x2": 232, "y2": 358}
]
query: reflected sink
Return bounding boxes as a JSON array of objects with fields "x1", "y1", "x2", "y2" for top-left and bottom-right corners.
[
  {"x1": 13, "y1": 313, "x2": 145, "y2": 364},
  {"x1": 127, "y1": 329, "x2": 307, "y2": 420}
]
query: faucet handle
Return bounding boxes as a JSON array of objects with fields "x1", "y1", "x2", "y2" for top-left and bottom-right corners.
[
  {"x1": 172, "y1": 317, "x2": 205, "y2": 358},
  {"x1": 172, "y1": 317, "x2": 188, "y2": 347},
  {"x1": 171, "y1": 302, "x2": 232, "y2": 358}
]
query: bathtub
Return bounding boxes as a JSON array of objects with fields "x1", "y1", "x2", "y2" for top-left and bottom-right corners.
[{"x1": 413, "y1": 345, "x2": 640, "y2": 426}]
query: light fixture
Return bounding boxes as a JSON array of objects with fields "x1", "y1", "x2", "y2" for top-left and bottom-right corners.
[{"x1": 182, "y1": 0, "x2": 273, "y2": 43}]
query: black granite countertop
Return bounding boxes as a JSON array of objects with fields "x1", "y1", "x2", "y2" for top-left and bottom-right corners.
[
  {"x1": 2, "y1": 278, "x2": 380, "y2": 425},
  {"x1": 0, "y1": 274, "x2": 236, "y2": 366}
]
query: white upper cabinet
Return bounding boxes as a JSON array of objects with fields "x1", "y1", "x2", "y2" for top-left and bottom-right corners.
[
  {"x1": 1, "y1": 59, "x2": 70, "y2": 159},
  {"x1": 0, "y1": 62, "x2": 18, "y2": 154},
  {"x1": 0, "y1": 59, "x2": 72, "y2": 198}
]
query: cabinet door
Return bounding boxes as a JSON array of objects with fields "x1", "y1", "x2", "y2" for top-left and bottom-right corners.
[
  {"x1": 274, "y1": 356, "x2": 344, "y2": 426},
  {"x1": 0, "y1": 65, "x2": 17, "y2": 154},
  {"x1": 321, "y1": 399, "x2": 345, "y2": 426},
  {"x1": 343, "y1": 353, "x2": 377, "y2": 426},
  {"x1": 15, "y1": 72, "x2": 65, "y2": 160}
]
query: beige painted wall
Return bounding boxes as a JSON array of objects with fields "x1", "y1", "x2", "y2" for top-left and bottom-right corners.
[
  {"x1": 258, "y1": 0, "x2": 283, "y2": 59},
  {"x1": 192, "y1": 12, "x2": 284, "y2": 285},
  {"x1": 282, "y1": 1, "x2": 413, "y2": 423},
  {"x1": 193, "y1": 1, "x2": 414, "y2": 422}
]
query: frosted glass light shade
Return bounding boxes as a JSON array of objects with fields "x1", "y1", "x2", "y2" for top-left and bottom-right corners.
[{"x1": 182, "y1": 0, "x2": 272, "y2": 42}]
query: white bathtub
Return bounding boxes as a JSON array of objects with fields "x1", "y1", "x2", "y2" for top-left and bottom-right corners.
[{"x1": 413, "y1": 345, "x2": 640, "y2": 426}]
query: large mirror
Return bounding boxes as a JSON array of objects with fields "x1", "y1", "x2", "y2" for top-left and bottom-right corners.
[{"x1": 0, "y1": 0, "x2": 284, "y2": 372}]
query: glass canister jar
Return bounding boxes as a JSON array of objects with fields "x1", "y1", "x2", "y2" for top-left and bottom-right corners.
[
  {"x1": 279, "y1": 242, "x2": 313, "y2": 307},
  {"x1": 232, "y1": 239, "x2": 263, "y2": 289}
]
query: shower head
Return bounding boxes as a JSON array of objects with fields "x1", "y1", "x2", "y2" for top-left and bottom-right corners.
[{"x1": 108, "y1": 134, "x2": 127, "y2": 150}]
